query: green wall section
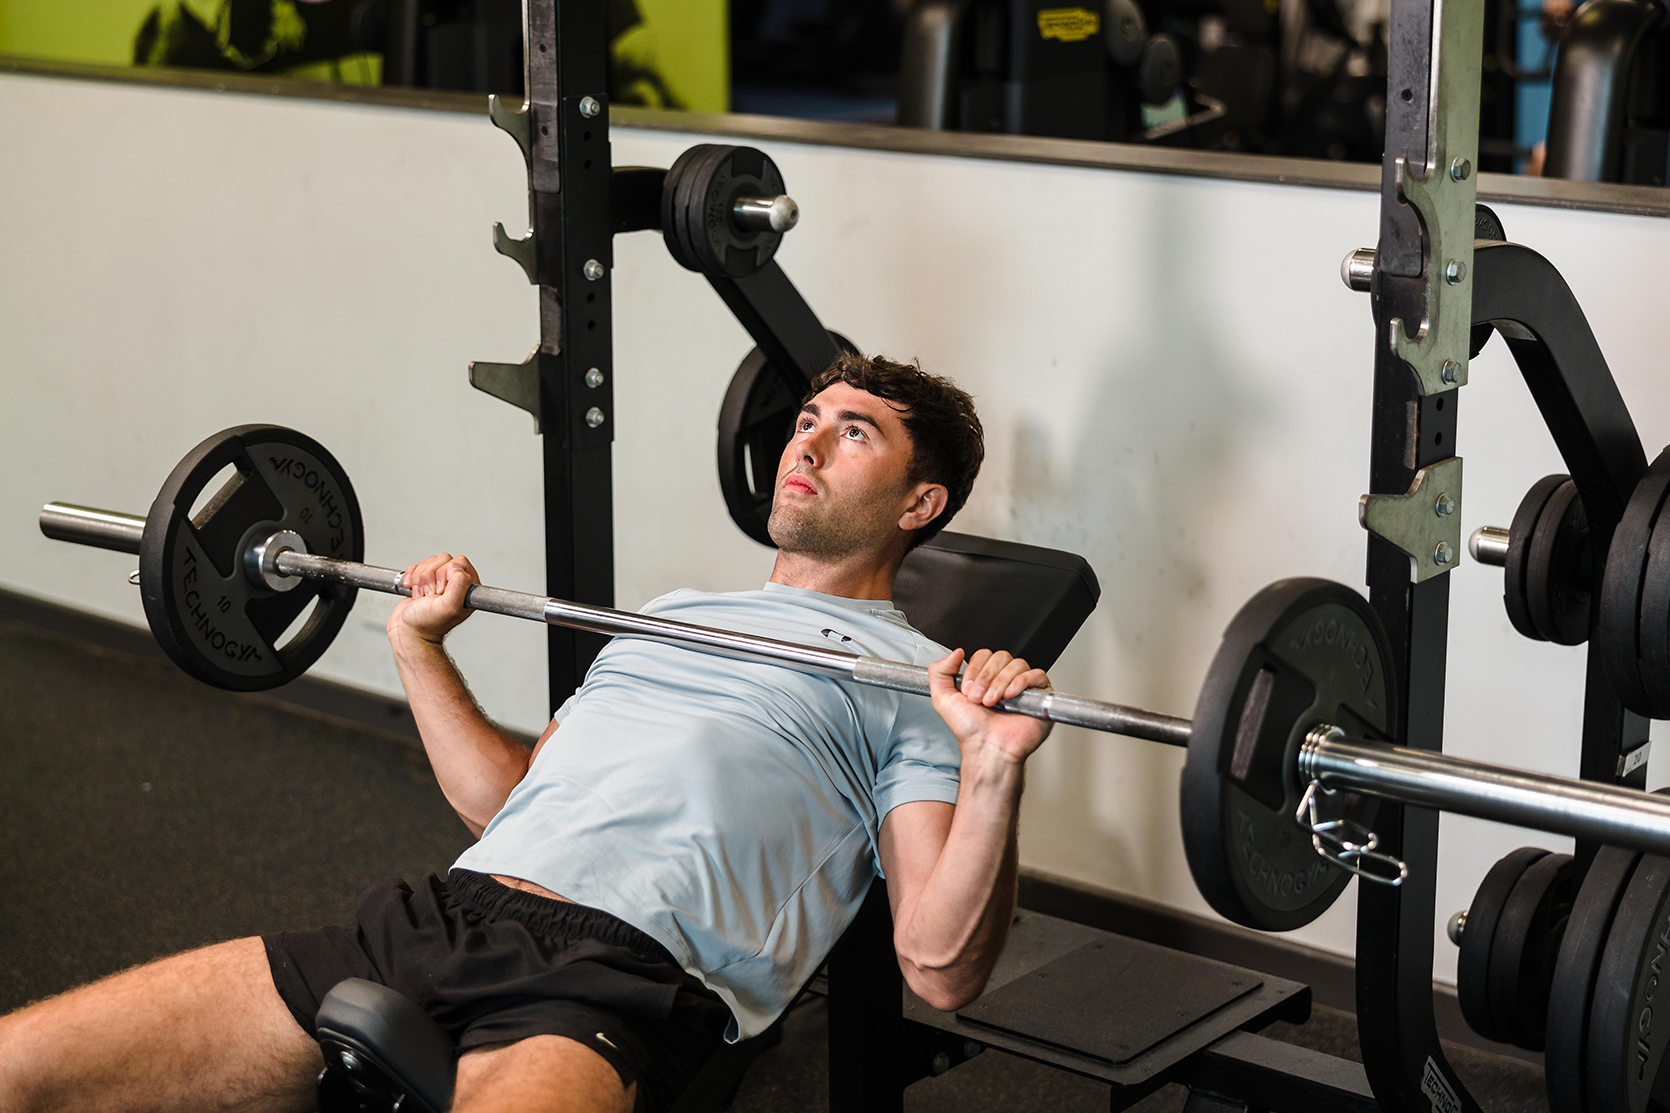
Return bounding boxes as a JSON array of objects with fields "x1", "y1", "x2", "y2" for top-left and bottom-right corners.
[
  {"x1": 620, "y1": 0, "x2": 728, "y2": 113},
  {"x1": 0, "y1": 2, "x2": 162, "y2": 64},
  {"x1": 0, "y1": 1, "x2": 727, "y2": 110}
]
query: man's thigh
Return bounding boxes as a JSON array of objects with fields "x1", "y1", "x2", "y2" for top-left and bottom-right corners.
[
  {"x1": 454, "y1": 1035, "x2": 634, "y2": 1113},
  {"x1": 0, "y1": 936, "x2": 320, "y2": 1113}
]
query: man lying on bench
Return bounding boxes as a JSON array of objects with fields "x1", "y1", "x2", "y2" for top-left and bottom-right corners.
[{"x1": 0, "y1": 354, "x2": 1054, "y2": 1113}]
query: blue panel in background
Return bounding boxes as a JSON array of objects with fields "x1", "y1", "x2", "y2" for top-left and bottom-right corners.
[{"x1": 1517, "y1": 6, "x2": 1557, "y2": 168}]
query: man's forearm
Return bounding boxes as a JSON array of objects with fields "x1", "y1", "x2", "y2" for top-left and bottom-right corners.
[
  {"x1": 390, "y1": 629, "x2": 533, "y2": 837},
  {"x1": 893, "y1": 753, "x2": 1024, "y2": 1010}
]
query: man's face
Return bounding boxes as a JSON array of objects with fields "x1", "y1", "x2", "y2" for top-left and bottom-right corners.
[{"x1": 767, "y1": 382, "x2": 932, "y2": 559}]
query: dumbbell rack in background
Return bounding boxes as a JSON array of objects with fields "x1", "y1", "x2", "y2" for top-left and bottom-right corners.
[{"x1": 459, "y1": 0, "x2": 844, "y2": 707}]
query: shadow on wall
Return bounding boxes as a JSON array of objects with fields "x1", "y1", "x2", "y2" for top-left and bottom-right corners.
[{"x1": 1012, "y1": 186, "x2": 1266, "y2": 896}]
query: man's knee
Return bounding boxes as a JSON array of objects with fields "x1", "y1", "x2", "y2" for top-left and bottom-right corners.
[
  {"x1": 453, "y1": 1035, "x2": 635, "y2": 1113},
  {"x1": 0, "y1": 938, "x2": 320, "y2": 1113}
]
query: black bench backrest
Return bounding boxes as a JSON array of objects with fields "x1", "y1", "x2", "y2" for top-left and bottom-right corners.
[{"x1": 893, "y1": 532, "x2": 1101, "y2": 670}]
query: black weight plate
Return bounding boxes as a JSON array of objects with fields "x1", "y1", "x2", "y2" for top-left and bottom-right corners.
[
  {"x1": 717, "y1": 331, "x2": 857, "y2": 546},
  {"x1": 1600, "y1": 447, "x2": 1670, "y2": 714},
  {"x1": 1525, "y1": 481, "x2": 1592, "y2": 646},
  {"x1": 1457, "y1": 846, "x2": 1549, "y2": 1044},
  {"x1": 658, "y1": 144, "x2": 701, "y2": 266},
  {"x1": 1588, "y1": 851, "x2": 1670, "y2": 1113},
  {"x1": 1547, "y1": 843, "x2": 1642, "y2": 1113},
  {"x1": 1635, "y1": 485, "x2": 1670, "y2": 715},
  {"x1": 1487, "y1": 850, "x2": 1578, "y2": 1050},
  {"x1": 138, "y1": 425, "x2": 363, "y2": 691},
  {"x1": 674, "y1": 144, "x2": 732, "y2": 275},
  {"x1": 1504, "y1": 474, "x2": 1567, "y2": 643},
  {"x1": 661, "y1": 143, "x2": 722, "y2": 273},
  {"x1": 693, "y1": 146, "x2": 786, "y2": 278},
  {"x1": 1181, "y1": 578, "x2": 1396, "y2": 932}
]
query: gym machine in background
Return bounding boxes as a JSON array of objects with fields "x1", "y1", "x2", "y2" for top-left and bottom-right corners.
[{"x1": 1542, "y1": 0, "x2": 1670, "y2": 184}]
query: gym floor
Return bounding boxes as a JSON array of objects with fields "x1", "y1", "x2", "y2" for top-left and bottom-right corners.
[{"x1": 0, "y1": 611, "x2": 1548, "y2": 1112}]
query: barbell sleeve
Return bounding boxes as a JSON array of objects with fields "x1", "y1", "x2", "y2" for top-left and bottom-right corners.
[
  {"x1": 39, "y1": 504, "x2": 145, "y2": 554},
  {"x1": 1301, "y1": 729, "x2": 1670, "y2": 859}
]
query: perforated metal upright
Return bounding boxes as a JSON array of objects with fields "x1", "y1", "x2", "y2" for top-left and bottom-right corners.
[
  {"x1": 471, "y1": 2, "x2": 615, "y2": 709},
  {"x1": 1355, "y1": 0, "x2": 1488, "y2": 1106}
]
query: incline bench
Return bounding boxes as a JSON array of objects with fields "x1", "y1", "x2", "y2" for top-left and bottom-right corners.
[{"x1": 314, "y1": 533, "x2": 1369, "y2": 1112}]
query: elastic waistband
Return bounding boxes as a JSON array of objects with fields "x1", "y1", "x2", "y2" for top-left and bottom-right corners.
[{"x1": 446, "y1": 870, "x2": 673, "y2": 962}]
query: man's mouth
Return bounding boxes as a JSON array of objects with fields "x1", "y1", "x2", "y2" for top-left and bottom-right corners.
[{"x1": 782, "y1": 474, "x2": 816, "y2": 495}]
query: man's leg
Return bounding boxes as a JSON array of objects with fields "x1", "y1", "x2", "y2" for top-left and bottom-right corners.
[
  {"x1": 0, "y1": 937, "x2": 321, "y2": 1113},
  {"x1": 453, "y1": 1036, "x2": 634, "y2": 1113}
]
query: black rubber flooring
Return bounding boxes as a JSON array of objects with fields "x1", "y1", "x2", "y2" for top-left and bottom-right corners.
[{"x1": 0, "y1": 617, "x2": 1549, "y2": 1110}]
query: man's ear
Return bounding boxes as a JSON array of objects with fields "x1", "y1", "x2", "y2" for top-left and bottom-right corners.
[{"x1": 899, "y1": 483, "x2": 949, "y2": 533}]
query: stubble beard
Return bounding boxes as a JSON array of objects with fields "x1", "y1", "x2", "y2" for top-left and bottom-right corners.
[{"x1": 768, "y1": 473, "x2": 905, "y2": 560}]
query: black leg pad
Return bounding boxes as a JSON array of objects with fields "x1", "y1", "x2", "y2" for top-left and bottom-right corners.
[{"x1": 315, "y1": 978, "x2": 456, "y2": 1113}]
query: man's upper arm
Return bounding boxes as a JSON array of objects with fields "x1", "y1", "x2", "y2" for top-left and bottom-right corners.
[
  {"x1": 877, "y1": 799, "x2": 954, "y2": 916},
  {"x1": 529, "y1": 717, "x2": 559, "y2": 763}
]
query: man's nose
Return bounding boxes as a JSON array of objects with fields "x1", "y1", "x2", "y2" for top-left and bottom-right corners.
[{"x1": 799, "y1": 428, "x2": 829, "y2": 467}]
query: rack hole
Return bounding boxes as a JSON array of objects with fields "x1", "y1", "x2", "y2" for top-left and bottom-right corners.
[
  {"x1": 1400, "y1": 88, "x2": 1413, "y2": 102},
  {"x1": 584, "y1": 159, "x2": 593, "y2": 170},
  {"x1": 1435, "y1": 397, "x2": 1444, "y2": 411},
  {"x1": 1434, "y1": 431, "x2": 1444, "y2": 446},
  {"x1": 586, "y1": 292, "x2": 595, "y2": 303}
]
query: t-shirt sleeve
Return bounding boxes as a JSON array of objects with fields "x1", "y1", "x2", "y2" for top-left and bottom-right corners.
[{"x1": 872, "y1": 696, "x2": 962, "y2": 824}]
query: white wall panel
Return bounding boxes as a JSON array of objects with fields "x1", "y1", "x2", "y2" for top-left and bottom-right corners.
[{"x1": 5, "y1": 71, "x2": 1670, "y2": 983}]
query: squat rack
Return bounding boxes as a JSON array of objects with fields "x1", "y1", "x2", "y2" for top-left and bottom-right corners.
[{"x1": 486, "y1": 2, "x2": 1657, "y2": 1110}]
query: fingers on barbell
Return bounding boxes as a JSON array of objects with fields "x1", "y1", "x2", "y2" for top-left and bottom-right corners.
[
  {"x1": 982, "y1": 655, "x2": 1040, "y2": 706},
  {"x1": 1003, "y1": 667, "x2": 1050, "y2": 701},
  {"x1": 926, "y1": 648, "x2": 966, "y2": 693},
  {"x1": 406, "y1": 553, "x2": 455, "y2": 597},
  {"x1": 965, "y1": 649, "x2": 1020, "y2": 704}
]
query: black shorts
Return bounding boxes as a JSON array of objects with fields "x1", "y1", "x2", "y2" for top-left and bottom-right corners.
[{"x1": 263, "y1": 870, "x2": 731, "y2": 1112}]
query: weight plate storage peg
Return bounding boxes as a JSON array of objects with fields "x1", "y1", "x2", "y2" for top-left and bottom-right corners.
[
  {"x1": 660, "y1": 143, "x2": 791, "y2": 279},
  {"x1": 1181, "y1": 578, "x2": 1396, "y2": 932},
  {"x1": 1457, "y1": 846, "x2": 1549, "y2": 1044},
  {"x1": 716, "y1": 332, "x2": 857, "y2": 546},
  {"x1": 138, "y1": 426, "x2": 364, "y2": 691},
  {"x1": 1600, "y1": 447, "x2": 1670, "y2": 716},
  {"x1": 1586, "y1": 851, "x2": 1670, "y2": 1112}
]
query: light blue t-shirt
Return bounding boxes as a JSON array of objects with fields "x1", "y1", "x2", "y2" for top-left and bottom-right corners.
[{"x1": 451, "y1": 583, "x2": 963, "y2": 1040}]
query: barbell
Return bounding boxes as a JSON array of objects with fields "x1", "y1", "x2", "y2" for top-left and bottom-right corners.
[{"x1": 40, "y1": 425, "x2": 1670, "y2": 933}]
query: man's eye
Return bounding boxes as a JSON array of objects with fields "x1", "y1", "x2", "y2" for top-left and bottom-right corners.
[{"x1": 844, "y1": 427, "x2": 865, "y2": 440}]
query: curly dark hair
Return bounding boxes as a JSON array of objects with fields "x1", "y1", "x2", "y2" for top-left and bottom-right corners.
[{"x1": 805, "y1": 353, "x2": 985, "y2": 549}]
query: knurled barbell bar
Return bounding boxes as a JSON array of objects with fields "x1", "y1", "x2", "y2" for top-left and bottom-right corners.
[{"x1": 40, "y1": 425, "x2": 1670, "y2": 934}]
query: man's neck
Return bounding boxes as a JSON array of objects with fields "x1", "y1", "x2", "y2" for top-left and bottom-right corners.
[{"x1": 768, "y1": 547, "x2": 902, "y2": 601}]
